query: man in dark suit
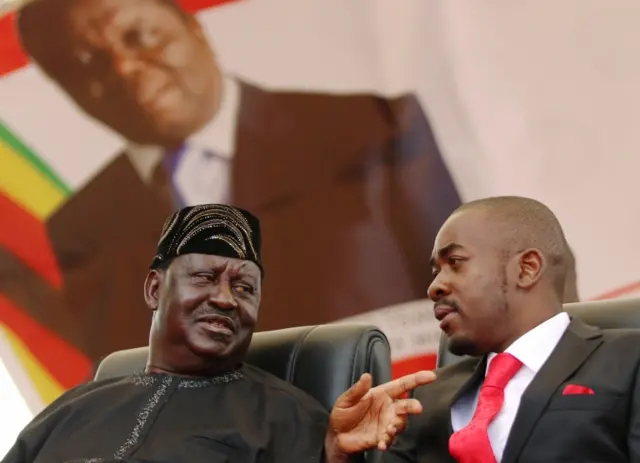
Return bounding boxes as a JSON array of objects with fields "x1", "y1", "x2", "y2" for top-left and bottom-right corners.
[
  {"x1": 3, "y1": 0, "x2": 460, "y2": 367},
  {"x1": 364, "y1": 196, "x2": 640, "y2": 462}
]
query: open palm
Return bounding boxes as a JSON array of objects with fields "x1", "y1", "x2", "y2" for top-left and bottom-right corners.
[{"x1": 328, "y1": 371, "x2": 436, "y2": 454}]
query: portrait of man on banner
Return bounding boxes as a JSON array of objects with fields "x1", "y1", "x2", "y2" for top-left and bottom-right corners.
[{"x1": 0, "y1": 0, "x2": 462, "y2": 376}]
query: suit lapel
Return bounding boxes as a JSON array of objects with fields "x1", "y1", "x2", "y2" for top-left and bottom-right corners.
[
  {"x1": 45, "y1": 153, "x2": 173, "y2": 360},
  {"x1": 449, "y1": 357, "x2": 488, "y2": 431},
  {"x1": 427, "y1": 356, "x2": 487, "y2": 449},
  {"x1": 501, "y1": 319, "x2": 603, "y2": 463}
]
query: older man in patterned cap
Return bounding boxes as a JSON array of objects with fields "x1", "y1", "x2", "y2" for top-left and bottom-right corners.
[{"x1": 3, "y1": 204, "x2": 434, "y2": 463}]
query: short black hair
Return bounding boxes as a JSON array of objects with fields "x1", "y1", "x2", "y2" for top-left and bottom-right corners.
[{"x1": 454, "y1": 196, "x2": 569, "y2": 298}]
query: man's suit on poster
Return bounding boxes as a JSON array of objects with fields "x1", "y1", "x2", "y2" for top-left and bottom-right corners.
[
  {"x1": 0, "y1": 81, "x2": 461, "y2": 364},
  {"x1": 384, "y1": 318, "x2": 640, "y2": 463}
]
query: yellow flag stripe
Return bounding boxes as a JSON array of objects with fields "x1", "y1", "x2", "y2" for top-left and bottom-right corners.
[
  {"x1": 0, "y1": 325, "x2": 65, "y2": 405},
  {"x1": 0, "y1": 121, "x2": 71, "y2": 195},
  {"x1": 0, "y1": 139, "x2": 67, "y2": 220}
]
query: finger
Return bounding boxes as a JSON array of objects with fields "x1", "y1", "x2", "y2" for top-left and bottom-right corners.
[
  {"x1": 379, "y1": 417, "x2": 409, "y2": 451},
  {"x1": 386, "y1": 416, "x2": 407, "y2": 437},
  {"x1": 394, "y1": 419, "x2": 407, "y2": 436},
  {"x1": 377, "y1": 431, "x2": 397, "y2": 451},
  {"x1": 377, "y1": 430, "x2": 392, "y2": 451},
  {"x1": 380, "y1": 371, "x2": 436, "y2": 398},
  {"x1": 377, "y1": 416, "x2": 405, "y2": 451},
  {"x1": 334, "y1": 373, "x2": 373, "y2": 408},
  {"x1": 393, "y1": 398, "x2": 423, "y2": 416}
]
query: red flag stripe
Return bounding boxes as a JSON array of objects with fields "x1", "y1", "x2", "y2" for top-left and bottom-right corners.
[
  {"x1": 391, "y1": 353, "x2": 437, "y2": 379},
  {"x1": 591, "y1": 281, "x2": 640, "y2": 301},
  {"x1": 0, "y1": 192, "x2": 62, "y2": 288},
  {"x1": 0, "y1": 0, "x2": 242, "y2": 78},
  {"x1": 0, "y1": 294, "x2": 91, "y2": 388},
  {"x1": 0, "y1": 14, "x2": 25, "y2": 78}
]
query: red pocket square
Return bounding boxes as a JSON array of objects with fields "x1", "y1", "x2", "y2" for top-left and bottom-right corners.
[{"x1": 562, "y1": 384, "x2": 595, "y2": 396}]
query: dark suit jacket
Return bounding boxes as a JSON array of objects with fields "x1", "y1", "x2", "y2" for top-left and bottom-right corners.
[
  {"x1": 384, "y1": 319, "x2": 640, "y2": 463},
  {"x1": 0, "y1": 81, "x2": 460, "y2": 364},
  {"x1": 232, "y1": 84, "x2": 460, "y2": 331}
]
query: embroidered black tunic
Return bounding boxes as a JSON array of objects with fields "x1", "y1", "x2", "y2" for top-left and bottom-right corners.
[{"x1": 2, "y1": 364, "x2": 328, "y2": 463}]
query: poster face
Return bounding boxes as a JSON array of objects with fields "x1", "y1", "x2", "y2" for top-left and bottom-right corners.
[{"x1": 1, "y1": 0, "x2": 639, "y2": 422}]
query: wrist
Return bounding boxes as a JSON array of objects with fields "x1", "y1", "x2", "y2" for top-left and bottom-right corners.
[{"x1": 324, "y1": 431, "x2": 350, "y2": 463}]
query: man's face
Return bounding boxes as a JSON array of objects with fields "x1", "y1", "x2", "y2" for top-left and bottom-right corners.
[
  {"x1": 428, "y1": 210, "x2": 512, "y2": 356},
  {"x1": 28, "y1": 0, "x2": 220, "y2": 146},
  {"x1": 152, "y1": 254, "x2": 261, "y2": 364}
]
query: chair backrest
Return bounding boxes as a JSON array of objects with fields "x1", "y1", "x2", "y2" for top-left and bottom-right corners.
[
  {"x1": 95, "y1": 324, "x2": 392, "y2": 412},
  {"x1": 437, "y1": 297, "x2": 640, "y2": 368}
]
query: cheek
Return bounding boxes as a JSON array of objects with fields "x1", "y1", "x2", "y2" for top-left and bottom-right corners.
[
  {"x1": 162, "y1": 38, "x2": 192, "y2": 67},
  {"x1": 163, "y1": 35, "x2": 208, "y2": 72},
  {"x1": 458, "y1": 277, "x2": 503, "y2": 318},
  {"x1": 238, "y1": 302, "x2": 259, "y2": 327},
  {"x1": 162, "y1": 293, "x2": 199, "y2": 324},
  {"x1": 161, "y1": 303, "x2": 185, "y2": 327},
  {"x1": 176, "y1": 285, "x2": 205, "y2": 307}
]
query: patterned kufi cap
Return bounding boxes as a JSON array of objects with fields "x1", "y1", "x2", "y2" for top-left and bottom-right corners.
[{"x1": 150, "y1": 204, "x2": 262, "y2": 272}]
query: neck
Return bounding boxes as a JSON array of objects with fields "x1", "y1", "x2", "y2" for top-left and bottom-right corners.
[
  {"x1": 144, "y1": 361, "x2": 239, "y2": 378},
  {"x1": 495, "y1": 299, "x2": 562, "y2": 352},
  {"x1": 146, "y1": 343, "x2": 241, "y2": 378}
]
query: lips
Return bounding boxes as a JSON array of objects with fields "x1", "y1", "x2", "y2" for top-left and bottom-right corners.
[
  {"x1": 195, "y1": 315, "x2": 236, "y2": 333},
  {"x1": 433, "y1": 304, "x2": 457, "y2": 321}
]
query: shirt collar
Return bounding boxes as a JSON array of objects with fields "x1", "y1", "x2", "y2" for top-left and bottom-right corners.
[
  {"x1": 486, "y1": 311, "x2": 570, "y2": 374},
  {"x1": 126, "y1": 75, "x2": 240, "y2": 183}
]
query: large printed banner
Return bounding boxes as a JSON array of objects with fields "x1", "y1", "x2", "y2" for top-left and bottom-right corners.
[{"x1": 1, "y1": 0, "x2": 639, "y2": 435}]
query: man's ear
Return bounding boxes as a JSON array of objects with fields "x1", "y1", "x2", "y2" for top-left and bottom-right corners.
[
  {"x1": 516, "y1": 248, "x2": 545, "y2": 290},
  {"x1": 144, "y1": 270, "x2": 163, "y2": 312}
]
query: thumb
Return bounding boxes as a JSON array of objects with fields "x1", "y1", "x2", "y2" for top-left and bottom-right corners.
[{"x1": 335, "y1": 373, "x2": 373, "y2": 409}]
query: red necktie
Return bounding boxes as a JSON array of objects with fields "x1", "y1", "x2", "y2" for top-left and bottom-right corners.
[{"x1": 449, "y1": 353, "x2": 523, "y2": 463}]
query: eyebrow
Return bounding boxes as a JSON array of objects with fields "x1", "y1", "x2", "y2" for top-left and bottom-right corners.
[
  {"x1": 237, "y1": 261, "x2": 258, "y2": 274},
  {"x1": 429, "y1": 243, "x2": 465, "y2": 268},
  {"x1": 238, "y1": 273, "x2": 259, "y2": 286},
  {"x1": 188, "y1": 263, "x2": 259, "y2": 284}
]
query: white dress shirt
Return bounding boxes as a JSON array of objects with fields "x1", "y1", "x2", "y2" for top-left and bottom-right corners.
[
  {"x1": 450, "y1": 312, "x2": 571, "y2": 462},
  {"x1": 126, "y1": 76, "x2": 240, "y2": 205}
]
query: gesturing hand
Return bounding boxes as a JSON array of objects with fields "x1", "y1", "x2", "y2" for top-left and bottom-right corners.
[{"x1": 326, "y1": 370, "x2": 436, "y2": 458}]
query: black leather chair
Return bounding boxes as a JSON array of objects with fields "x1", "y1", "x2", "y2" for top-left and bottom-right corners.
[
  {"x1": 437, "y1": 297, "x2": 640, "y2": 368},
  {"x1": 96, "y1": 324, "x2": 392, "y2": 413},
  {"x1": 95, "y1": 324, "x2": 390, "y2": 462}
]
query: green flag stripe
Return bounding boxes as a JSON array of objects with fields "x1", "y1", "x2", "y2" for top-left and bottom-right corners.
[{"x1": 0, "y1": 121, "x2": 72, "y2": 195}]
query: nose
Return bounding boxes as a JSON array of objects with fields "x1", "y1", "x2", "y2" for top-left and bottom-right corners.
[
  {"x1": 207, "y1": 283, "x2": 238, "y2": 311},
  {"x1": 428, "y1": 274, "x2": 451, "y2": 302}
]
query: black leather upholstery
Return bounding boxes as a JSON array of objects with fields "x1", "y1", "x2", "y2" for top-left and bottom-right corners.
[
  {"x1": 437, "y1": 298, "x2": 640, "y2": 368},
  {"x1": 95, "y1": 324, "x2": 392, "y2": 413}
]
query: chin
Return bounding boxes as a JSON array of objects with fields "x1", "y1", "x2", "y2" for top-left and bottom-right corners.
[
  {"x1": 191, "y1": 343, "x2": 232, "y2": 361},
  {"x1": 153, "y1": 118, "x2": 197, "y2": 140},
  {"x1": 123, "y1": 112, "x2": 195, "y2": 145},
  {"x1": 448, "y1": 335, "x2": 482, "y2": 357},
  {"x1": 189, "y1": 333, "x2": 234, "y2": 357}
]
